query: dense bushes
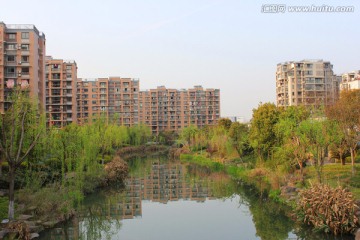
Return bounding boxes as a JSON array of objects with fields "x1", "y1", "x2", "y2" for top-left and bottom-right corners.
[{"x1": 297, "y1": 184, "x2": 359, "y2": 235}]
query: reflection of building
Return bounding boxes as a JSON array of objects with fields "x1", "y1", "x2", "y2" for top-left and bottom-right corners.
[
  {"x1": 340, "y1": 71, "x2": 360, "y2": 91},
  {"x1": 115, "y1": 162, "x2": 213, "y2": 219},
  {"x1": 42, "y1": 161, "x2": 217, "y2": 239},
  {"x1": 276, "y1": 60, "x2": 340, "y2": 107},
  {"x1": 0, "y1": 22, "x2": 46, "y2": 113}
]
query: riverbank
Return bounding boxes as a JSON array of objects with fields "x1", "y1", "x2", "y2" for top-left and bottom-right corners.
[
  {"x1": 179, "y1": 152, "x2": 360, "y2": 237},
  {"x1": 0, "y1": 144, "x2": 171, "y2": 239}
]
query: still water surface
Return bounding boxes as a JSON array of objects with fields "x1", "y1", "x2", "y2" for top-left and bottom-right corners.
[{"x1": 39, "y1": 157, "x2": 354, "y2": 240}]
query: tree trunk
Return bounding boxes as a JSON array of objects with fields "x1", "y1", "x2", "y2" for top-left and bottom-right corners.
[
  {"x1": 350, "y1": 147, "x2": 355, "y2": 175},
  {"x1": 340, "y1": 155, "x2": 345, "y2": 165},
  {"x1": 8, "y1": 167, "x2": 15, "y2": 220}
]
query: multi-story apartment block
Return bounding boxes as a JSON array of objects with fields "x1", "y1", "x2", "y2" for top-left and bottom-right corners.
[
  {"x1": 276, "y1": 60, "x2": 340, "y2": 107},
  {"x1": 45, "y1": 56, "x2": 77, "y2": 128},
  {"x1": 0, "y1": 22, "x2": 46, "y2": 112},
  {"x1": 340, "y1": 70, "x2": 360, "y2": 91},
  {"x1": 77, "y1": 77, "x2": 139, "y2": 126},
  {"x1": 139, "y1": 85, "x2": 220, "y2": 134}
]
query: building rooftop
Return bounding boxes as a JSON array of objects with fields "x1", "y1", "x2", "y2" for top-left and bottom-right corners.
[{"x1": 2, "y1": 22, "x2": 45, "y2": 38}]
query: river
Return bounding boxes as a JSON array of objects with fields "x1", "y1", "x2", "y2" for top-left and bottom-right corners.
[{"x1": 39, "y1": 156, "x2": 354, "y2": 240}]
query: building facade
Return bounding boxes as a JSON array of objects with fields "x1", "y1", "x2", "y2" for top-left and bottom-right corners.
[
  {"x1": 76, "y1": 77, "x2": 139, "y2": 126},
  {"x1": 276, "y1": 60, "x2": 340, "y2": 107},
  {"x1": 45, "y1": 56, "x2": 77, "y2": 127},
  {"x1": 340, "y1": 70, "x2": 360, "y2": 91},
  {"x1": 0, "y1": 22, "x2": 46, "y2": 112},
  {"x1": 139, "y1": 85, "x2": 220, "y2": 134}
]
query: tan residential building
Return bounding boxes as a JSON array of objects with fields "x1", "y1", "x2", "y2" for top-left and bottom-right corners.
[
  {"x1": 276, "y1": 60, "x2": 340, "y2": 107},
  {"x1": 0, "y1": 22, "x2": 46, "y2": 112},
  {"x1": 139, "y1": 85, "x2": 220, "y2": 134},
  {"x1": 76, "y1": 77, "x2": 139, "y2": 126},
  {"x1": 340, "y1": 70, "x2": 360, "y2": 91},
  {"x1": 45, "y1": 56, "x2": 77, "y2": 128}
]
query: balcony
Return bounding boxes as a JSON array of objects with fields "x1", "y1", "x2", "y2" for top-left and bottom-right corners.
[
  {"x1": 5, "y1": 61, "x2": 16, "y2": 66},
  {"x1": 4, "y1": 73, "x2": 17, "y2": 78},
  {"x1": 5, "y1": 50, "x2": 17, "y2": 55}
]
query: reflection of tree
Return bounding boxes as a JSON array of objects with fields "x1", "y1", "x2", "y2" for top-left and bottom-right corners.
[
  {"x1": 250, "y1": 200, "x2": 293, "y2": 240},
  {"x1": 235, "y1": 184, "x2": 294, "y2": 240},
  {"x1": 77, "y1": 189, "x2": 124, "y2": 240}
]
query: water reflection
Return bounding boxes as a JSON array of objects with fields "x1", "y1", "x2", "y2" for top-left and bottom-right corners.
[{"x1": 39, "y1": 158, "x2": 354, "y2": 240}]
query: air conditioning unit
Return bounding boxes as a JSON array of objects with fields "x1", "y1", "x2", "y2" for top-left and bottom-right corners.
[
  {"x1": 17, "y1": 46, "x2": 21, "y2": 50},
  {"x1": 18, "y1": 61, "x2": 22, "y2": 64},
  {"x1": 18, "y1": 74, "x2": 21, "y2": 77},
  {"x1": 18, "y1": 70, "x2": 21, "y2": 74}
]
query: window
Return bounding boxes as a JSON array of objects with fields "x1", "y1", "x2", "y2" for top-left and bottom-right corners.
[
  {"x1": 21, "y1": 44, "x2": 30, "y2": 50},
  {"x1": 8, "y1": 33, "x2": 16, "y2": 40},
  {"x1": 6, "y1": 55, "x2": 15, "y2": 62},
  {"x1": 22, "y1": 67, "x2": 29, "y2": 74},
  {"x1": 6, "y1": 44, "x2": 16, "y2": 50},
  {"x1": 66, "y1": 65, "x2": 72, "y2": 70},
  {"x1": 21, "y1": 56, "x2": 29, "y2": 62},
  {"x1": 21, "y1": 32, "x2": 29, "y2": 39}
]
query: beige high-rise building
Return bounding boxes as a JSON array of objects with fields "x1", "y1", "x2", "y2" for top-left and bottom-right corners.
[
  {"x1": 340, "y1": 70, "x2": 360, "y2": 91},
  {"x1": 0, "y1": 22, "x2": 46, "y2": 112},
  {"x1": 139, "y1": 85, "x2": 220, "y2": 134},
  {"x1": 45, "y1": 56, "x2": 77, "y2": 128},
  {"x1": 76, "y1": 77, "x2": 139, "y2": 126},
  {"x1": 276, "y1": 60, "x2": 340, "y2": 107}
]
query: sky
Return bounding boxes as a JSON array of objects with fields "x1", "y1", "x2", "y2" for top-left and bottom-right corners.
[{"x1": 2, "y1": 0, "x2": 359, "y2": 120}]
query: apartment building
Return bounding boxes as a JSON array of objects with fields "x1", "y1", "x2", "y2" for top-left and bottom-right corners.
[
  {"x1": 340, "y1": 70, "x2": 360, "y2": 91},
  {"x1": 0, "y1": 22, "x2": 46, "y2": 112},
  {"x1": 276, "y1": 60, "x2": 340, "y2": 107},
  {"x1": 76, "y1": 77, "x2": 139, "y2": 126},
  {"x1": 45, "y1": 56, "x2": 77, "y2": 128},
  {"x1": 139, "y1": 85, "x2": 220, "y2": 134}
]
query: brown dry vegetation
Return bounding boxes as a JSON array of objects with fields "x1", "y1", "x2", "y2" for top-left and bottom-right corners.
[{"x1": 297, "y1": 184, "x2": 359, "y2": 235}]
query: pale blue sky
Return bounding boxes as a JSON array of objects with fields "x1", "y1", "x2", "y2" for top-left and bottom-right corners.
[{"x1": 2, "y1": 0, "x2": 359, "y2": 119}]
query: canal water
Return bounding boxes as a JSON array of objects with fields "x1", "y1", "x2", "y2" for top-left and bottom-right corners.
[{"x1": 39, "y1": 156, "x2": 354, "y2": 240}]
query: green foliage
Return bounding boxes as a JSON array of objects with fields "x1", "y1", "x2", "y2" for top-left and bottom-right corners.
[
  {"x1": 268, "y1": 189, "x2": 282, "y2": 203},
  {"x1": 217, "y1": 118, "x2": 232, "y2": 131},
  {"x1": 0, "y1": 197, "x2": 8, "y2": 219},
  {"x1": 180, "y1": 154, "x2": 224, "y2": 172},
  {"x1": 228, "y1": 122, "x2": 252, "y2": 159},
  {"x1": 249, "y1": 102, "x2": 280, "y2": 161}
]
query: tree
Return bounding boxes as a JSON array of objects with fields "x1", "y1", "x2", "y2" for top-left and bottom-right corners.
[
  {"x1": 274, "y1": 106, "x2": 310, "y2": 177},
  {"x1": 298, "y1": 119, "x2": 337, "y2": 183},
  {"x1": 249, "y1": 103, "x2": 280, "y2": 161},
  {"x1": 217, "y1": 118, "x2": 232, "y2": 131},
  {"x1": 228, "y1": 122, "x2": 250, "y2": 160},
  {"x1": 0, "y1": 89, "x2": 45, "y2": 220},
  {"x1": 326, "y1": 89, "x2": 360, "y2": 172}
]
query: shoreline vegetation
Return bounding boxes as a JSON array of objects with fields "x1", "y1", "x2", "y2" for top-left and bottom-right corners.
[
  {"x1": 0, "y1": 89, "x2": 358, "y2": 239},
  {"x1": 0, "y1": 144, "x2": 168, "y2": 239}
]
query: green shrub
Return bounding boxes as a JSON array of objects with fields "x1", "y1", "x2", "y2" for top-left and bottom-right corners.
[
  {"x1": 268, "y1": 189, "x2": 282, "y2": 203},
  {"x1": 0, "y1": 197, "x2": 8, "y2": 219}
]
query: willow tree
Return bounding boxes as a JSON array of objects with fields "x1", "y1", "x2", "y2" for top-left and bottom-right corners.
[{"x1": 0, "y1": 89, "x2": 45, "y2": 220}]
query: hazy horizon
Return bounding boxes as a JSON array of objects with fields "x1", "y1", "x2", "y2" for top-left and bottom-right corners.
[{"x1": 2, "y1": 0, "x2": 359, "y2": 120}]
